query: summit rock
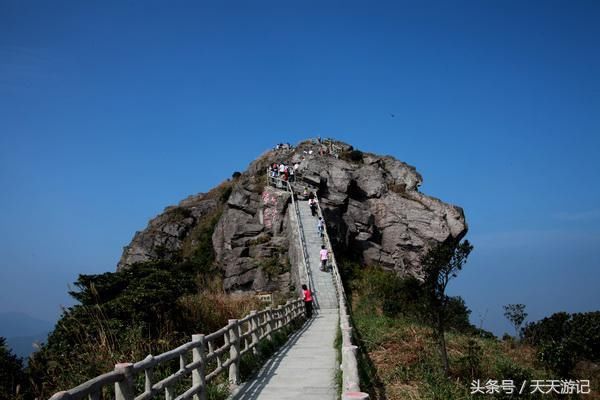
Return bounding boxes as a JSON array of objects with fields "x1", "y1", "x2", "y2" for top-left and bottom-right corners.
[{"x1": 117, "y1": 139, "x2": 467, "y2": 291}]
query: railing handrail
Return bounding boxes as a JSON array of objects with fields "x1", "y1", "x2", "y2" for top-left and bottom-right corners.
[
  {"x1": 315, "y1": 196, "x2": 368, "y2": 398},
  {"x1": 49, "y1": 299, "x2": 305, "y2": 400},
  {"x1": 266, "y1": 171, "x2": 312, "y2": 296}
]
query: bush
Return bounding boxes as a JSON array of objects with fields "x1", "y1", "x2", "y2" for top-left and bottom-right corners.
[
  {"x1": 349, "y1": 266, "x2": 474, "y2": 333},
  {"x1": 231, "y1": 171, "x2": 242, "y2": 179},
  {"x1": 523, "y1": 311, "x2": 600, "y2": 376},
  {"x1": 493, "y1": 359, "x2": 536, "y2": 400},
  {"x1": 29, "y1": 203, "x2": 226, "y2": 397}
]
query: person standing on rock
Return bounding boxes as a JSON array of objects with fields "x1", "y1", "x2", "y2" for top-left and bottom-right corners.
[
  {"x1": 302, "y1": 284, "x2": 313, "y2": 318},
  {"x1": 319, "y1": 245, "x2": 329, "y2": 271}
]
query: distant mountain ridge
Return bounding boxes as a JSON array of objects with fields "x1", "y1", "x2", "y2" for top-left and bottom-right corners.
[{"x1": 0, "y1": 312, "x2": 53, "y2": 359}]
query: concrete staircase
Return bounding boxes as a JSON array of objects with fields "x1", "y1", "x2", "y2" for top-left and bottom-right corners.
[{"x1": 297, "y1": 199, "x2": 338, "y2": 310}]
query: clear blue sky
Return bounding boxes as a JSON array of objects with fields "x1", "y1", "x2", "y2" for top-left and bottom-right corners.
[{"x1": 1, "y1": 0, "x2": 599, "y2": 336}]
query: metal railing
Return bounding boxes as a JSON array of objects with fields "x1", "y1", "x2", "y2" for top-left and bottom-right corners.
[
  {"x1": 315, "y1": 198, "x2": 369, "y2": 400},
  {"x1": 48, "y1": 299, "x2": 305, "y2": 400},
  {"x1": 266, "y1": 172, "x2": 312, "y2": 295}
]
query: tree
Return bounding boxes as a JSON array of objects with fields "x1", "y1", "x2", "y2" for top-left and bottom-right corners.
[
  {"x1": 503, "y1": 303, "x2": 527, "y2": 339},
  {"x1": 0, "y1": 337, "x2": 27, "y2": 400},
  {"x1": 522, "y1": 311, "x2": 600, "y2": 377},
  {"x1": 421, "y1": 240, "x2": 473, "y2": 375}
]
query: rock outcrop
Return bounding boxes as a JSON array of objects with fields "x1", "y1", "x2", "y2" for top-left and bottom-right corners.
[{"x1": 117, "y1": 139, "x2": 467, "y2": 291}]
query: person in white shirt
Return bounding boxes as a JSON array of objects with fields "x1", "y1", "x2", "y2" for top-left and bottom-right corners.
[{"x1": 319, "y1": 245, "x2": 329, "y2": 271}]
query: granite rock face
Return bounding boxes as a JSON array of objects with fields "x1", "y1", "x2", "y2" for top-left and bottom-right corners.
[
  {"x1": 117, "y1": 194, "x2": 220, "y2": 271},
  {"x1": 281, "y1": 141, "x2": 467, "y2": 275},
  {"x1": 117, "y1": 139, "x2": 467, "y2": 290}
]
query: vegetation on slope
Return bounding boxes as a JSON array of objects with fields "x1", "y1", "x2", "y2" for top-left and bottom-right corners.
[
  {"x1": 15, "y1": 181, "x2": 263, "y2": 399},
  {"x1": 341, "y1": 243, "x2": 599, "y2": 399},
  {"x1": 0, "y1": 337, "x2": 27, "y2": 400}
]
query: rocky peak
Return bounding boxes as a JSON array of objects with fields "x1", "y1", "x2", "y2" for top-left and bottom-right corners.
[{"x1": 117, "y1": 139, "x2": 467, "y2": 291}]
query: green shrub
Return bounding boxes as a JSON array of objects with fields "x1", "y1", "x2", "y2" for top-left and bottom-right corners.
[
  {"x1": 259, "y1": 256, "x2": 288, "y2": 279},
  {"x1": 0, "y1": 338, "x2": 27, "y2": 400},
  {"x1": 493, "y1": 359, "x2": 536, "y2": 400},
  {"x1": 523, "y1": 311, "x2": 600, "y2": 377},
  {"x1": 456, "y1": 338, "x2": 482, "y2": 380},
  {"x1": 206, "y1": 383, "x2": 229, "y2": 400}
]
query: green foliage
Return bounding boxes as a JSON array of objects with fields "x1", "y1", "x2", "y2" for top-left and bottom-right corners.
[
  {"x1": 187, "y1": 209, "x2": 222, "y2": 266},
  {"x1": 456, "y1": 338, "x2": 482, "y2": 380},
  {"x1": 348, "y1": 265, "x2": 476, "y2": 334},
  {"x1": 258, "y1": 255, "x2": 289, "y2": 280},
  {"x1": 523, "y1": 311, "x2": 600, "y2": 377},
  {"x1": 492, "y1": 359, "x2": 536, "y2": 400},
  {"x1": 421, "y1": 240, "x2": 473, "y2": 374},
  {"x1": 29, "y1": 205, "x2": 226, "y2": 398},
  {"x1": 206, "y1": 383, "x2": 229, "y2": 400},
  {"x1": 0, "y1": 337, "x2": 27, "y2": 400},
  {"x1": 503, "y1": 304, "x2": 527, "y2": 339}
]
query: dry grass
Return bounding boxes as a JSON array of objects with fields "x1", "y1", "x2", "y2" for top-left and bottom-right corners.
[{"x1": 178, "y1": 291, "x2": 264, "y2": 334}]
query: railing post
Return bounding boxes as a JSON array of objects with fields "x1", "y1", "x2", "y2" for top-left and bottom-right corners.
[
  {"x1": 143, "y1": 355, "x2": 154, "y2": 396},
  {"x1": 208, "y1": 339, "x2": 221, "y2": 369},
  {"x1": 266, "y1": 307, "x2": 274, "y2": 340},
  {"x1": 284, "y1": 301, "x2": 290, "y2": 326},
  {"x1": 192, "y1": 334, "x2": 207, "y2": 400},
  {"x1": 114, "y1": 363, "x2": 134, "y2": 400},
  {"x1": 228, "y1": 319, "x2": 241, "y2": 385},
  {"x1": 250, "y1": 311, "x2": 259, "y2": 355},
  {"x1": 165, "y1": 386, "x2": 174, "y2": 400},
  {"x1": 276, "y1": 305, "x2": 283, "y2": 329}
]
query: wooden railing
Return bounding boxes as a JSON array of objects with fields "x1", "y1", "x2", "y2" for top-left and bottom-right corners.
[
  {"x1": 315, "y1": 198, "x2": 370, "y2": 400},
  {"x1": 48, "y1": 299, "x2": 305, "y2": 400}
]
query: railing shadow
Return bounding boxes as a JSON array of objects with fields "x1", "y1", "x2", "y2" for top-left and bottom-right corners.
[{"x1": 230, "y1": 316, "x2": 317, "y2": 400}]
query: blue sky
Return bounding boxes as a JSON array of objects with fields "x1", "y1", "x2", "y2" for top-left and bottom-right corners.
[{"x1": 1, "y1": 0, "x2": 599, "y2": 336}]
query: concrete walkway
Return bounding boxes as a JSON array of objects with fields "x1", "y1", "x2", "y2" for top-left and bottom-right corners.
[
  {"x1": 231, "y1": 188, "x2": 339, "y2": 400},
  {"x1": 231, "y1": 310, "x2": 338, "y2": 400}
]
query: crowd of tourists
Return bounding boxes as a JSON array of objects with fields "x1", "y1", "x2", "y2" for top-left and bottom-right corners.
[
  {"x1": 269, "y1": 161, "x2": 300, "y2": 182},
  {"x1": 273, "y1": 142, "x2": 293, "y2": 151}
]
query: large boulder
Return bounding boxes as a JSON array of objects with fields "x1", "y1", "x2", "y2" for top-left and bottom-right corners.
[{"x1": 117, "y1": 138, "x2": 467, "y2": 290}]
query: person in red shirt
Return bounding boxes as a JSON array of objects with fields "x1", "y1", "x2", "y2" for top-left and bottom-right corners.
[{"x1": 302, "y1": 284, "x2": 313, "y2": 318}]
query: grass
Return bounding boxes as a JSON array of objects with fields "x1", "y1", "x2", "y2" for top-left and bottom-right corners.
[{"x1": 350, "y1": 294, "x2": 551, "y2": 400}]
